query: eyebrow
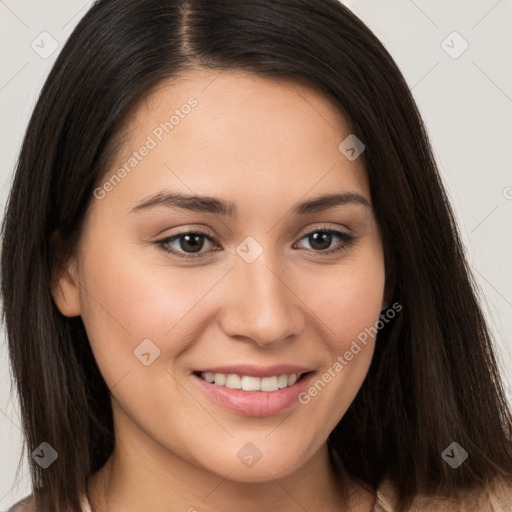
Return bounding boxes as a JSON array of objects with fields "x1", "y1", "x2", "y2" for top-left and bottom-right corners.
[{"x1": 130, "y1": 191, "x2": 370, "y2": 217}]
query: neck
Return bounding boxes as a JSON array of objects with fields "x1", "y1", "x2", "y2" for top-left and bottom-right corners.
[{"x1": 87, "y1": 439, "x2": 369, "y2": 512}]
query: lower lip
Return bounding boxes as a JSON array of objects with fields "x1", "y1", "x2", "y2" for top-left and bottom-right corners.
[{"x1": 191, "y1": 372, "x2": 315, "y2": 417}]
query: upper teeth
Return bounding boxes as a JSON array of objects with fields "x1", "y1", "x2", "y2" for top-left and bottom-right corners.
[{"x1": 200, "y1": 372, "x2": 300, "y2": 391}]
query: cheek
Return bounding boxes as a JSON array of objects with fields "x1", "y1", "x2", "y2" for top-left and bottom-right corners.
[
  {"x1": 304, "y1": 244, "x2": 386, "y2": 349},
  {"x1": 76, "y1": 242, "x2": 209, "y2": 448},
  {"x1": 76, "y1": 232, "x2": 216, "y2": 388},
  {"x1": 294, "y1": 245, "x2": 385, "y2": 418},
  {"x1": 82, "y1": 258, "x2": 187, "y2": 336},
  {"x1": 313, "y1": 271, "x2": 383, "y2": 363}
]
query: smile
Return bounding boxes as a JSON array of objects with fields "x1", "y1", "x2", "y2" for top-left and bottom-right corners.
[
  {"x1": 191, "y1": 365, "x2": 315, "y2": 417},
  {"x1": 198, "y1": 372, "x2": 301, "y2": 391}
]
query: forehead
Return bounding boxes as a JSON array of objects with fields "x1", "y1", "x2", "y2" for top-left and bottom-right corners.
[{"x1": 99, "y1": 68, "x2": 370, "y2": 215}]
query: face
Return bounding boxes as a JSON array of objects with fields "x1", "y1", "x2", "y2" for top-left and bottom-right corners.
[{"x1": 54, "y1": 69, "x2": 386, "y2": 482}]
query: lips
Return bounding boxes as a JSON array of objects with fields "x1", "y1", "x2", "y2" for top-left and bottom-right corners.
[{"x1": 191, "y1": 364, "x2": 315, "y2": 417}]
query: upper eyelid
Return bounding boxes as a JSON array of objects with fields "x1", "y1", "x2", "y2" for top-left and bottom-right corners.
[
  {"x1": 158, "y1": 223, "x2": 353, "y2": 240},
  {"x1": 157, "y1": 225, "x2": 353, "y2": 249},
  {"x1": 157, "y1": 226, "x2": 354, "y2": 242}
]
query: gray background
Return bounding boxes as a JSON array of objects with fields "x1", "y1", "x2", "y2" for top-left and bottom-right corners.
[{"x1": 1, "y1": 0, "x2": 511, "y2": 508}]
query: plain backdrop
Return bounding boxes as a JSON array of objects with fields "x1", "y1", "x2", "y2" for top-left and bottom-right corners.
[{"x1": 1, "y1": 0, "x2": 511, "y2": 509}]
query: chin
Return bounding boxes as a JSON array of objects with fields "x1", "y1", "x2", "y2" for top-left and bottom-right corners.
[{"x1": 195, "y1": 444, "x2": 309, "y2": 483}]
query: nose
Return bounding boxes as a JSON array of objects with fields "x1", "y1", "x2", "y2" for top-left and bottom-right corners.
[{"x1": 218, "y1": 253, "x2": 304, "y2": 348}]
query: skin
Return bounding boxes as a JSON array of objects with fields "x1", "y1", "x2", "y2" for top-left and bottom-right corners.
[{"x1": 53, "y1": 69, "x2": 386, "y2": 512}]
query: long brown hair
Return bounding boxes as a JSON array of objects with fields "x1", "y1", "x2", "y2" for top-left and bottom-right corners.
[{"x1": 2, "y1": 1, "x2": 512, "y2": 511}]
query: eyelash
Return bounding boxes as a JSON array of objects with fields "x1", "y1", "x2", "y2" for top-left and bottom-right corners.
[{"x1": 155, "y1": 226, "x2": 356, "y2": 261}]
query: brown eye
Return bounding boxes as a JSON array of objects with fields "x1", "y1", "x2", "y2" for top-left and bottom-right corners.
[
  {"x1": 294, "y1": 228, "x2": 355, "y2": 255},
  {"x1": 174, "y1": 233, "x2": 207, "y2": 253},
  {"x1": 158, "y1": 231, "x2": 216, "y2": 260}
]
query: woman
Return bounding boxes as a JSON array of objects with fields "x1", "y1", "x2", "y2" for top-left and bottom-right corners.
[{"x1": 2, "y1": 1, "x2": 511, "y2": 511}]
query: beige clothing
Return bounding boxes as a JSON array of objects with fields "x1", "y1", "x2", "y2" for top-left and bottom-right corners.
[
  {"x1": 7, "y1": 476, "x2": 512, "y2": 511},
  {"x1": 373, "y1": 475, "x2": 511, "y2": 511}
]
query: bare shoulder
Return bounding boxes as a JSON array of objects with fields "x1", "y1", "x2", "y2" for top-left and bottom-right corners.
[
  {"x1": 6, "y1": 494, "x2": 35, "y2": 512},
  {"x1": 375, "y1": 474, "x2": 512, "y2": 511}
]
